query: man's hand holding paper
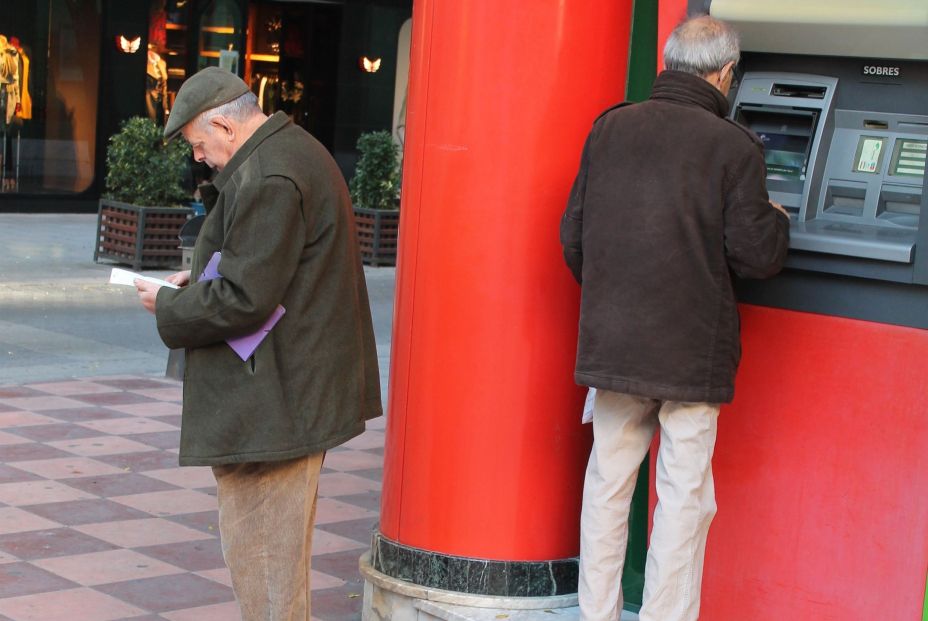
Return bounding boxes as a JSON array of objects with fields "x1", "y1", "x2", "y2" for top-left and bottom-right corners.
[{"x1": 130, "y1": 270, "x2": 190, "y2": 315}]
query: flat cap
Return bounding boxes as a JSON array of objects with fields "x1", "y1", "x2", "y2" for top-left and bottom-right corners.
[{"x1": 163, "y1": 67, "x2": 250, "y2": 141}]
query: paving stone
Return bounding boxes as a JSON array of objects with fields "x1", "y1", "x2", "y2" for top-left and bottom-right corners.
[
  {"x1": 96, "y1": 573, "x2": 234, "y2": 613},
  {"x1": 0, "y1": 528, "x2": 117, "y2": 560},
  {"x1": 0, "y1": 562, "x2": 80, "y2": 598}
]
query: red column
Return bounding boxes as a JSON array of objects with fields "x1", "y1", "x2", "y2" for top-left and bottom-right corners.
[{"x1": 380, "y1": 0, "x2": 634, "y2": 561}]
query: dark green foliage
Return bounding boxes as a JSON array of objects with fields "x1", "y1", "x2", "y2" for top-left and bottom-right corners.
[
  {"x1": 350, "y1": 131, "x2": 400, "y2": 210},
  {"x1": 104, "y1": 117, "x2": 192, "y2": 207}
]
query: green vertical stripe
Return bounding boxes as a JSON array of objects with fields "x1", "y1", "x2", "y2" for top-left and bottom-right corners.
[
  {"x1": 922, "y1": 569, "x2": 927, "y2": 621},
  {"x1": 621, "y1": 459, "x2": 649, "y2": 613},
  {"x1": 620, "y1": 0, "x2": 658, "y2": 612},
  {"x1": 626, "y1": 0, "x2": 658, "y2": 103}
]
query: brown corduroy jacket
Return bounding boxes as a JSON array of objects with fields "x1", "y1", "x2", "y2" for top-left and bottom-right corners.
[
  {"x1": 561, "y1": 71, "x2": 790, "y2": 404},
  {"x1": 156, "y1": 112, "x2": 382, "y2": 465}
]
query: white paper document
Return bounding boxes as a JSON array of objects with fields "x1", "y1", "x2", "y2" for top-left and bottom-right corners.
[
  {"x1": 582, "y1": 387, "x2": 596, "y2": 424},
  {"x1": 108, "y1": 268, "x2": 180, "y2": 289}
]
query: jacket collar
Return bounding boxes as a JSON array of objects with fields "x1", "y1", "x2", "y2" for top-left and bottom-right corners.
[
  {"x1": 649, "y1": 70, "x2": 730, "y2": 118},
  {"x1": 210, "y1": 111, "x2": 291, "y2": 192}
]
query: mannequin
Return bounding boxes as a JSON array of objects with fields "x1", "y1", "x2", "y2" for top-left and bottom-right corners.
[
  {"x1": 0, "y1": 34, "x2": 22, "y2": 192},
  {"x1": 10, "y1": 37, "x2": 30, "y2": 121},
  {"x1": 0, "y1": 35, "x2": 19, "y2": 124},
  {"x1": 146, "y1": 44, "x2": 169, "y2": 126}
]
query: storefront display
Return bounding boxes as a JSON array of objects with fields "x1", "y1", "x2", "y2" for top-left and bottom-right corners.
[
  {"x1": 0, "y1": 33, "x2": 25, "y2": 192},
  {"x1": 146, "y1": 45, "x2": 169, "y2": 126},
  {"x1": 1, "y1": 0, "x2": 101, "y2": 198},
  {"x1": 1, "y1": 0, "x2": 410, "y2": 211},
  {"x1": 244, "y1": 3, "x2": 341, "y2": 149}
]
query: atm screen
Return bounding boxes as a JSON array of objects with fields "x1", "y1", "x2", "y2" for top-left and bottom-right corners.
[
  {"x1": 735, "y1": 106, "x2": 818, "y2": 195},
  {"x1": 760, "y1": 133, "x2": 808, "y2": 180}
]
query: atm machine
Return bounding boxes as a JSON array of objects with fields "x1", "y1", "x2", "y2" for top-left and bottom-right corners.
[
  {"x1": 652, "y1": 2, "x2": 928, "y2": 620},
  {"x1": 720, "y1": 3, "x2": 928, "y2": 297},
  {"x1": 734, "y1": 73, "x2": 926, "y2": 268}
]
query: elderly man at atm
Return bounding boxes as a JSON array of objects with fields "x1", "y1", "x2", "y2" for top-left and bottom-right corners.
[
  {"x1": 132, "y1": 67, "x2": 382, "y2": 620},
  {"x1": 561, "y1": 15, "x2": 790, "y2": 621}
]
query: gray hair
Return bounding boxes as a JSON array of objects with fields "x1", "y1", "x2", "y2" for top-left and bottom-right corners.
[
  {"x1": 663, "y1": 15, "x2": 740, "y2": 77},
  {"x1": 195, "y1": 90, "x2": 261, "y2": 128}
]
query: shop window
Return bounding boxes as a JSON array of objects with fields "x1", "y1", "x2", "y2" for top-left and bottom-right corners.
[
  {"x1": 199, "y1": 0, "x2": 242, "y2": 74},
  {"x1": 148, "y1": 0, "x2": 189, "y2": 127},
  {"x1": 243, "y1": 2, "x2": 341, "y2": 151},
  {"x1": 1, "y1": 0, "x2": 101, "y2": 195},
  {"x1": 245, "y1": 4, "x2": 284, "y2": 117}
]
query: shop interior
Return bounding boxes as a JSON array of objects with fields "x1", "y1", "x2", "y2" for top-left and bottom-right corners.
[
  {"x1": 149, "y1": 0, "x2": 341, "y2": 152},
  {"x1": 1, "y1": 0, "x2": 102, "y2": 199}
]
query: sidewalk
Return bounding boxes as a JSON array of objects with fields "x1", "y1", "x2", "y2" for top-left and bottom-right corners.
[
  {"x1": 0, "y1": 214, "x2": 389, "y2": 619},
  {"x1": 0, "y1": 214, "x2": 394, "y2": 387},
  {"x1": 0, "y1": 375, "x2": 382, "y2": 620}
]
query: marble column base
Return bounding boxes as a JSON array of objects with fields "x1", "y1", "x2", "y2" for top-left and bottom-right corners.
[
  {"x1": 361, "y1": 551, "x2": 587, "y2": 621},
  {"x1": 368, "y1": 531, "x2": 579, "y2": 598},
  {"x1": 361, "y1": 553, "x2": 641, "y2": 621}
]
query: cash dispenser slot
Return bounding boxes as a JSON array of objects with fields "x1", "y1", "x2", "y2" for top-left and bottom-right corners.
[
  {"x1": 823, "y1": 181, "x2": 866, "y2": 218},
  {"x1": 877, "y1": 185, "x2": 921, "y2": 228}
]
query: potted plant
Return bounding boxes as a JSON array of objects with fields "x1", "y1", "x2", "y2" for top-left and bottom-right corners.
[
  {"x1": 350, "y1": 130, "x2": 401, "y2": 267},
  {"x1": 94, "y1": 116, "x2": 193, "y2": 271}
]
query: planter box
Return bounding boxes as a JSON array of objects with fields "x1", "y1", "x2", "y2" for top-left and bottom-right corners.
[
  {"x1": 94, "y1": 199, "x2": 193, "y2": 271},
  {"x1": 353, "y1": 206, "x2": 400, "y2": 267}
]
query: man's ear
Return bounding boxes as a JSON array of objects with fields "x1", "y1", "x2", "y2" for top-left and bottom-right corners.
[
  {"x1": 209, "y1": 115, "x2": 235, "y2": 140},
  {"x1": 721, "y1": 61, "x2": 736, "y2": 81}
]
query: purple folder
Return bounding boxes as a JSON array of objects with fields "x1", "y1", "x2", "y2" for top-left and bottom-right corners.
[{"x1": 200, "y1": 252, "x2": 286, "y2": 361}]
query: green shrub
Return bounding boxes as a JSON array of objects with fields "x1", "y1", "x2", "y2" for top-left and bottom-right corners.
[
  {"x1": 350, "y1": 130, "x2": 400, "y2": 210},
  {"x1": 104, "y1": 117, "x2": 191, "y2": 206}
]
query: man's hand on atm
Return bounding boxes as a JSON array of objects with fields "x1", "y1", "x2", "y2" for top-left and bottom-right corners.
[{"x1": 770, "y1": 200, "x2": 790, "y2": 219}]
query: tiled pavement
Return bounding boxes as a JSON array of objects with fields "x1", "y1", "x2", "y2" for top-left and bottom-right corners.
[{"x1": 0, "y1": 375, "x2": 384, "y2": 621}]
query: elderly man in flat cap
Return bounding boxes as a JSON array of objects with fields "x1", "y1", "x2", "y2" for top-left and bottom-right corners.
[{"x1": 133, "y1": 66, "x2": 382, "y2": 620}]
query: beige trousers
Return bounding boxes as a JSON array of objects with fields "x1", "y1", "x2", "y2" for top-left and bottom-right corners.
[
  {"x1": 213, "y1": 453, "x2": 325, "y2": 621},
  {"x1": 578, "y1": 390, "x2": 719, "y2": 621}
]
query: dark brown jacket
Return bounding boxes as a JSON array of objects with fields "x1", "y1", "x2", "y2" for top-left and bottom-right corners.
[
  {"x1": 156, "y1": 112, "x2": 381, "y2": 465},
  {"x1": 560, "y1": 71, "x2": 789, "y2": 404}
]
